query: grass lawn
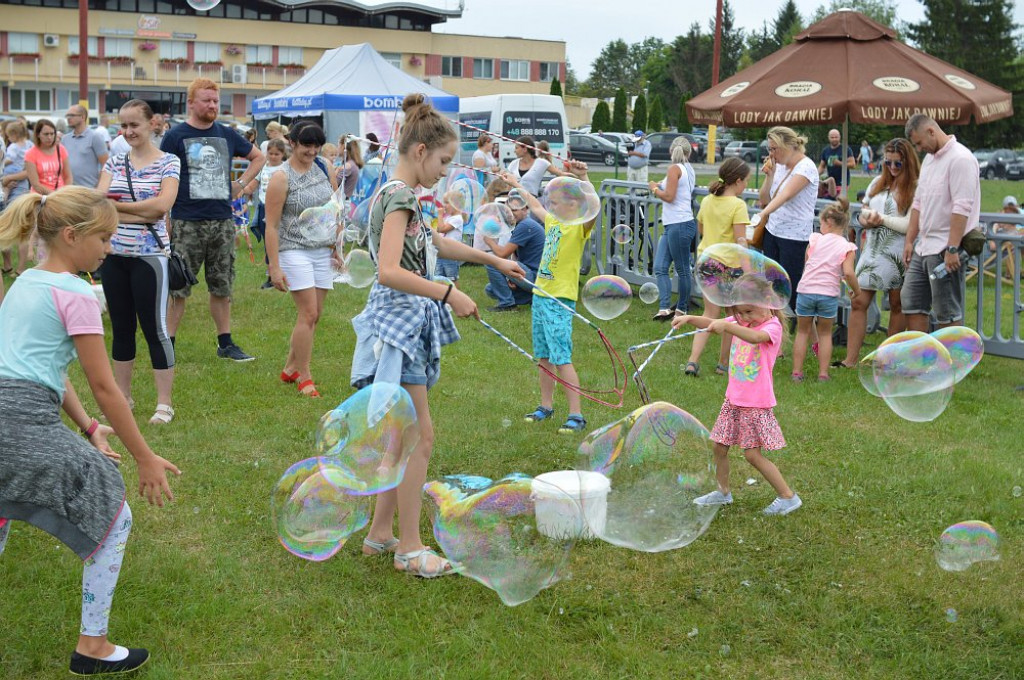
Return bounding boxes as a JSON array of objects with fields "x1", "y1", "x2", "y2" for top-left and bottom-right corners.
[{"x1": 0, "y1": 246, "x2": 1021, "y2": 679}]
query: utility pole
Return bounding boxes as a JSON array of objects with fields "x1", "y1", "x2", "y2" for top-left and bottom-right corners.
[
  {"x1": 79, "y1": 0, "x2": 89, "y2": 114},
  {"x1": 707, "y1": 0, "x2": 723, "y2": 164}
]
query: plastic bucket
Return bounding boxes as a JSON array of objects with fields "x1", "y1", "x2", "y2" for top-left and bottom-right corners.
[{"x1": 532, "y1": 470, "x2": 610, "y2": 540}]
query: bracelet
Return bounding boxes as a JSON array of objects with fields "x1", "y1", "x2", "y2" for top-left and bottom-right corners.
[
  {"x1": 82, "y1": 418, "x2": 99, "y2": 437},
  {"x1": 441, "y1": 283, "x2": 454, "y2": 305}
]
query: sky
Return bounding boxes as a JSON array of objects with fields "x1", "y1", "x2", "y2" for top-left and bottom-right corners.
[{"x1": 433, "y1": 0, "x2": 1024, "y2": 80}]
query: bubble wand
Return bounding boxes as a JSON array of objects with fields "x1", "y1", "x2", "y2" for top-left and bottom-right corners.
[{"x1": 627, "y1": 328, "x2": 708, "y2": 404}]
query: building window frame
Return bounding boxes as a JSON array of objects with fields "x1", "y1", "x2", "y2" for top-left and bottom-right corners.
[
  {"x1": 105, "y1": 37, "x2": 133, "y2": 58},
  {"x1": 9, "y1": 87, "x2": 52, "y2": 112},
  {"x1": 539, "y1": 61, "x2": 560, "y2": 83},
  {"x1": 380, "y1": 52, "x2": 402, "y2": 69},
  {"x1": 193, "y1": 41, "x2": 220, "y2": 63},
  {"x1": 278, "y1": 46, "x2": 303, "y2": 66},
  {"x1": 473, "y1": 58, "x2": 494, "y2": 79},
  {"x1": 246, "y1": 44, "x2": 273, "y2": 65},
  {"x1": 500, "y1": 59, "x2": 530, "y2": 82},
  {"x1": 67, "y1": 36, "x2": 100, "y2": 58},
  {"x1": 8, "y1": 32, "x2": 41, "y2": 55},
  {"x1": 441, "y1": 56, "x2": 462, "y2": 78},
  {"x1": 159, "y1": 40, "x2": 188, "y2": 60}
]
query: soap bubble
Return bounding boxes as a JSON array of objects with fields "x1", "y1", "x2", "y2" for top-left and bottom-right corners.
[
  {"x1": 577, "y1": 402, "x2": 719, "y2": 552},
  {"x1": 611, "y1": 224, "x2": 633, "y2": 245},
  {"x1": 694, "y1": 243, "x2": 791, "y2": 310},
  {"x1": 1011, "y1": 485, "x2": 1022, "y2": 498},
  {"x1": 186, "y1": 0, "x2": 221, "y2": 10},
  {"x1": 295, "y1": 204, "x2": 340, "y2": 244},
  {"x1": 347, "y1": 196, "x2": 373, "y2": 235},
  {"x1": 474, "y1": 202, "x2": 514, "y2": 239},
  {"x1": 445, "y1": 177, "x2": 486, "y2": 214},
  {"x1": 315, "y1": 383, "x2": 419, "y2": 495},
  {"x1": 543, "y1": 176, "x2": 600, "y2": 225},
  {"x1": 345, "y1": 249, "x2": 376, "y2": 288},
  {"x1": 860, "y1": 333, "x2": 954, "y2": 421},
  {"x1": 935, "y1": 520, "x2": 1000, "y2": 572},
  {"x1": 424, "y1": 474, "x2": 579, "y2": 606},
  {"x1": 271, "y1": 457, "x2": 370, "y2": 561},
  {"x1": 581, "y1": 275, "x2": 633, "y2": 320},
  {"x1": 858, "y1": 331, "x2": 927, "y2": 397},
  {"x1": 929, "y1": 326, "x2": 983, "y2": 383},
  {"x1": 945, "y1": 607, "x2": 958, "y2": 623},
  {"x1": 639, "y1": 282, "x2": 660, "y2": 304}
]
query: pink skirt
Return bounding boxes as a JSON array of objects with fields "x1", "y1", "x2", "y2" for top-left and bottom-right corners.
[{"x1": 710, "y1": 399, "x2": 786, "y2": 451}]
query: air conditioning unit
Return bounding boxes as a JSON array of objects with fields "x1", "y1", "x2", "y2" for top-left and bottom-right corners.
[
  {"x1": 231, "y1": 64, "x2": 247, "y2": 84},
  {"x1": 43, "y1": 34, "x2": 60, "y2": 48}
]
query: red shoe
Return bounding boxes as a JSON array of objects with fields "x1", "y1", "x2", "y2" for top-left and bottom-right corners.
[
  {"x1": 297, "y1": 379, "x2": 321, "y2": 398},
  {"x1": 280, "y1": 370, "x2": 300, "y2": 384}
]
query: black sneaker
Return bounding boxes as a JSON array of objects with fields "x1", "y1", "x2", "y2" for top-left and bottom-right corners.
[
  {"x1": 217, "y1": 343, "x2": 255, "y2": 362},
  {"x1": 260, "y1": 278, "x2": 274, "y2": 290},
  {"x1": 69, "y1": 648, "x2": 149, "y2": 675},
  {"x1": 488, "y1": 304, "x2": 517, "y2": 312}
]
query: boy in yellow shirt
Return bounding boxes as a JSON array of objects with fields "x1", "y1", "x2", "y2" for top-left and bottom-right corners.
[{"x1": 501, "y1": 161, "x2": 596, "y2": 433}]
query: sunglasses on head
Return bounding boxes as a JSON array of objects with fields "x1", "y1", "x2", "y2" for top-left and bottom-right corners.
[{"x1": 883, "y1": 160, "x2": 903, "y2": 168}]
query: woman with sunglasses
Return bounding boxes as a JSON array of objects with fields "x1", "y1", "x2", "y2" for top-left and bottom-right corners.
[{"x1": 834, "y1": 138, "x2": 921, "y2": 368}]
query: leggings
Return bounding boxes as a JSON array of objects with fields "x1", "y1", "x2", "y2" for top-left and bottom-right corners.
[
  {"x1": 762, "y1": 229, "x2": 809, "y2": 314},
  {"x1": 100, "y1": 253, "x2": 174, "y2": 369},
  {"x1": 0, "y1": 503, "x2": 133, "y2": 636}
]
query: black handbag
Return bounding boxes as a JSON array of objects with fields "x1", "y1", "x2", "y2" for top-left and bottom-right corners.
[{"x1": 123, "y1": 154, "x2": 197, "y2": 291}]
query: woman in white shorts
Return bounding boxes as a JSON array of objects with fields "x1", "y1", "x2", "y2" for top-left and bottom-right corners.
[{"x1": 265, "y1": 121, "x2": 338, "y2": 397}]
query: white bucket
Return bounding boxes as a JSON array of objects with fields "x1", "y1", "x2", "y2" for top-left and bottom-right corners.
[{"x1": 532, "y1": 470, "x2": 610, "y2": 540}]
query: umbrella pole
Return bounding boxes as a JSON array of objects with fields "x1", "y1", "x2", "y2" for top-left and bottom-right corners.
[{"x1": 842, "y1": 116, "x2": 849, "y2": 196}]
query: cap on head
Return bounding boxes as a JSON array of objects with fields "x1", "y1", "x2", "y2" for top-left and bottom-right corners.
[
  {"x1": 1003, "y1": 195, "x2": 1018, "y2": 208},
  {"x1": 634, "y1": 130, "x2": 645, "y2": 137}
]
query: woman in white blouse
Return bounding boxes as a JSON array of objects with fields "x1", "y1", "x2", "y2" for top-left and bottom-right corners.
[{"x1": 505, "y1": 135, "x2": 564, "y2": 196}]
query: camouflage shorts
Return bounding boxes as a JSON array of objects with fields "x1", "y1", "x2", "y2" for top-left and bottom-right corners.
[{"x1": 169, "y1": 218, "x2": 236, "y2": 298}]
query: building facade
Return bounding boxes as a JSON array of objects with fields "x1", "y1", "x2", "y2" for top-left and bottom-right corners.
[{"x1": 0, "y1": 0, "x2": 566, "y2": 121}]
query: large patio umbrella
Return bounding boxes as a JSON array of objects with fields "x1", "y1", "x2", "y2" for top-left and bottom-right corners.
[{"x1": 687, "y1": 9, "x2": 1013, "y2": 183}]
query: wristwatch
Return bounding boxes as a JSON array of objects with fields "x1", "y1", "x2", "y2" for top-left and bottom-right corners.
[
  {"x1": 235, "y1": 178, "x2": 246, "y2": 187},
  {"x1": 945, "y1": 245, "x2": 959, "y2": 254}
]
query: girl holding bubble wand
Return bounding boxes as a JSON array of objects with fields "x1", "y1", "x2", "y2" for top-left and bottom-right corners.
[
  {"x1": 0, "y1": 187, "x2": 181, "y2": 674},
  {"x1": 672, "y1": 275, "x2": 802, "y2": 516},
  {"x1": 352, "y1": 94, "x2": 524, "y2": 578}
]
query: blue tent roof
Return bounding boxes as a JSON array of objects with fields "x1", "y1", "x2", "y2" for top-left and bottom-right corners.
[{"x1": 252, "y1": 43, "x2": 458, "y2": 118}]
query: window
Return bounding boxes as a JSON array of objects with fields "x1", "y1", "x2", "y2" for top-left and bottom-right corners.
[
  {"x1": 105, "y1": 38, "x2": 132, "y2": 58},
  {"x1": 9, "y1": 87, "x2": 52, "y2": 112},
  {"x1": 441, "y1": 56, "x2": 462, "y2": 78},
  {"x1": 68, "y1": 36, "x2": 100, "y2": 57},
  {"x1": 500, "y1": 59, "x2": 529, "y2": 81},
  {"x1": 246, "y1": 44, "x2": 273, "y2": 65},
  {"x1": 278, "y1": 46, "x2": 303, "y2": 66},
  {"x1": 9, "y1": 32, "x2": 40, "y2": 54},
  {"x1": 473, "y1": 58, "x2": 493, "y2": 79},
  {"x1": 380, "y1": 52, "x2": 402, "y2": 69},
  {"x1": 539, "y1": 62, "x2": 559, "y2": 82},
  {"x1": 56, "y1": 89, "x2": 98, "y2": 111},
  {"x1": 160, "y1": 40, "x2": 187, "y2": 60},
  {"x1": 193, "y1": 41, "x2": 220, "y2": 63}
]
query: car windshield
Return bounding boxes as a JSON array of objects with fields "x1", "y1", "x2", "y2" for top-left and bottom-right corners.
[{"x1": 974, "y1": 151, "x2": 993, "y2": 161}]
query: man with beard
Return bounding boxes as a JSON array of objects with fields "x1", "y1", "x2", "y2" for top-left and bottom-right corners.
[
  {"x1": 161, "y1": 78, "x2": 265, "y2": 361},
  {"x1": 817, "y1": 128, "x2": 855, "y2": 195}
]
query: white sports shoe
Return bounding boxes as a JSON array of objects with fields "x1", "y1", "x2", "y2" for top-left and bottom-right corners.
[
  {"x1": 763, "y1": 494, "x2": 802, "y2": 516},
  {"x1": 694, "y1": 490, "x2": 733, "y2": 506}
]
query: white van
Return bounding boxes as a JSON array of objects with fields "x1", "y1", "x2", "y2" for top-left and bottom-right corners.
[{"x1": 457, "y1": 94, "x2": 569, "y2": 170}]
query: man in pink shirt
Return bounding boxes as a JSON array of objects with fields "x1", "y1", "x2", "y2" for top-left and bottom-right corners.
[{"x1": 901, "y1": 114, "x2": 980, "y2": 330}]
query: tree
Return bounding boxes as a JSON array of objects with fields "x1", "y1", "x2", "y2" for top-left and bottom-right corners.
[
  {"x1": 586, "y1": 39, "x2": 632, "y2": 98},
  {"x1": 549, "y1": 76, "x2": 562, "y2": 97},
  {"x1": 772, "y1": 0, "x2": 804, "y2": 46},
  {"x1": 712, "y1": 0, "x2": 745, "y2": 82},
  {"x1": 612, "y1": 88, "x2": 628, "y2": 132},
  {"x1": 908, "y1": 0, "x2": 1022, "y2": 148},
  {"x1": 810, "y1": 0, "x2": 901, "y2": 32},
  {"x1": 677, "y1": 95, "x2": 692, "y2": 133},
  {"x1": 564, "y1": 59, "x2": 579, "y2": 95},
  {"x1": 591, "y1": 101, "x2": 611, "y2": 133},
  {"x1": 648, "y1": 94, "x2": 664, "y2": 133},
  {"x1": 631, "y1": 93, "x2": 648, "y2": 133}
]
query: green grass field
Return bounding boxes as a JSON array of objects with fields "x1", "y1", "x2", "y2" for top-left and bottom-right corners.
[{"x1": 0, "y1": 226, "x2": 1022, "y2": 678}]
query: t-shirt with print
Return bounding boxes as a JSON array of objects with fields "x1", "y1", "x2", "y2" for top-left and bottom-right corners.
[
  {"x1": 160, "y1": 121, "x2": 252, "y2": 221},
  {"x1": 2, "y1": 140, "x2": 32, "y2": 197},
  {"x1": 510, "y1": 215, "x2": 545, "y2": 273},
  {"x1": 819, "y1": 144, "x2": 855, "y2": 186},
  {"x1": 0, "y1": 270, "x2": 103, "y2": 399},
  {"x1": 25, "y1": 145, "x2": 69, "y2": 192},
  {"x1": 696, "y1": 194, "x2": 749, "y2": 255},
  {"x1": 258, "y1": 162, "x2": 285, "y2": 203},
  {"x1": 534, "y1": 213, "x2": 592, "y2": 301},
  {"x1": 369, "y1": 181, "x2": 430, "y2": 276},
  {"x1": 724, "y1": 314, "x2": 783, "y2": 408},
  {"x1": 797, "y1": 232, "x2": 857, "y2": 297},
  {"x1": 104, "y1": 152, "x2": 181, "y2": 256}
]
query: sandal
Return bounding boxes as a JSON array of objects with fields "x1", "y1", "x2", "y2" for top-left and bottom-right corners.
[
  {"x1": 558, "y1": 414, "x2": 587, "y2": 434},
  {"x1": 148, "y1": 403, "x2": 174, "y2": 425},
  {"x1": 684, "y1": 361, "x2": 700, "y2": 377},
  {"x1": 362, "y1": 537, "x2": 400, "y2": 556},
  {"x1": 297, "y1": 379, "x2": 321, "y2": 398},
  {"x1": 715, "y1": 363, "x2": 728, "y2": 376},
  {"x1": 817, "y1": 375, "x2": 831, "y2": 382},
  {"x1": 830, "y1": 360, "x2": 855, "y2": 369},
  {"x1": 652, "y1": 310, "x2": 674, "y2": 322},
  {"x1": 394, "y1": 548, "x2": 454, "y2": 578},
  {"x1": 1, "y1": 267, "x2": 12, "y2": 276},
  {"x1": 280, "y1": 370, "x2": 300, "y2": 383},
  {"x1": 524, "y1": 406, "x2": 554, "y2": 422},
  {"x1": 791, "y1": 373, "x2": 805, "y2": 383}
]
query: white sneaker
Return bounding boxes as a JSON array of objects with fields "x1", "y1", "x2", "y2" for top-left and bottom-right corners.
[
  {"x1": 694, "y1": 490, "x2": 733, "y2": 506},
  {"x1": 763, "y1": 494, "x2": 802, "y2": 516}
]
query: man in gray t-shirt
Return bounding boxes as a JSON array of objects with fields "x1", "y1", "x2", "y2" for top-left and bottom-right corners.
[{"x1": 62, "y1": 105, "x2": 109, "y2": 188}]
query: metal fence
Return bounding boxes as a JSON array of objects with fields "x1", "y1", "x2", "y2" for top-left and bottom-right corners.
[{"x1": 588, "y1": 179, "x2": 1023, "y2": 360}]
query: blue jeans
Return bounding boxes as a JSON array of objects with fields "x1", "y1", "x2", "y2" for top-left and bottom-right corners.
[
  {"x1": 485, "y1": 263, "x2": 535, "y2": 307},
  {"x1": 653, "y1": 219, "x2": 697, "y2": 311}
]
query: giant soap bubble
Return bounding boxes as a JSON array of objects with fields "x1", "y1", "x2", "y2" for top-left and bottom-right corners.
[
  {"x1": 930, "y1": 326, "x2": 984, "y2": 383},
  {"x1": 345, "y1": 249, "x2": 376, "y2": 289},
  {"x1": 935, "y1": 520, "x2": 1000, "y2": 572},
  {"x1": 271, "y1": 457, "x2": 370, "y2": 561},
  {"x1": 474, "y1": 202, "x2": 514, "y2": 239},
  {"x1": 544, "y1": 176, "x2": 600, "y2": 225},
  {"x1": 577, "y1": 402, "x2": 719, "y2": 552},
  {"x1": 581, "y1": 275, "x2": 632, "y2": 320},
  {"x1": 695, "y1": 243, "x2": 791, "y2": 310},
  {"x1": 315, "y1": 383, "x2": 419, "y2": 495},
  {"x1": 445, "y1": 177, "x2": 486, "y2": 214},
  {"x1": 639, "y1": 282, "x2": 660, "y2": 304},
  {"x1": 187, "y1": 0, "x2": 221, "y2": 9},
  {"x1": 424, "y1": 474, "x2": 580, "y2": 606}
]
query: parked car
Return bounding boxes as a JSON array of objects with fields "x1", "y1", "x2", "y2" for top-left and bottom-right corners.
[
  {"x1": 1004, "y1": 157, "x2": 1024, "y2": 181},
  {"x1": 596, "y1": 132, "x2": 635, "y2": 151},
  {"x1": 568, "y1": 133, "x2": 627, "y2": 166},
  {"x1": 975, "y1": 148, "x2": 1017, "y2": 179},
  {"x1": 646, "y1": 132, "x2": 704, "y2": 163},
  {"x1": 724, "y1": 140, "x2": 770, "y2": 163},
  {"x1": 692, "y1": 132, "x2": 728, "y2": 161}
]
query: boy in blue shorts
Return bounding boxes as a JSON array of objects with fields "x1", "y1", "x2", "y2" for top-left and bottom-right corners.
[{"x1": 501, "y1": 160, "x2": 595, "y2": 433}]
